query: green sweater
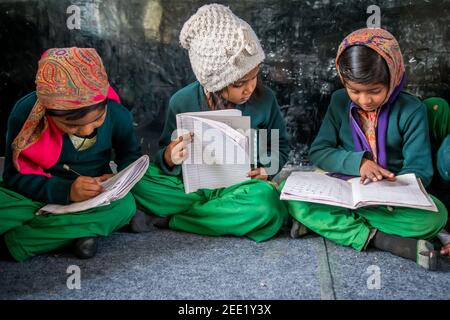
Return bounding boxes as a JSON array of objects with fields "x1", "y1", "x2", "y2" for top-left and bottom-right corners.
[
  {"x1": 3, "y1": 92, "x2": 142, "y2": 204},
  {"x1": 155, "y1": 81, "x2": 290, "y2": 179},
  {"x1": 309, "y1": 88, "x2": 434, "y2": 186}
]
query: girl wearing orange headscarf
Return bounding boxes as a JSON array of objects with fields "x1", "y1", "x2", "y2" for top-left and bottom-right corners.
[
  {"x1": 0, "y1": 48, "x2": 141, "y2": 261},
  {"x1": 286, "y1": 28, "x2": 448, "y2": 270}
]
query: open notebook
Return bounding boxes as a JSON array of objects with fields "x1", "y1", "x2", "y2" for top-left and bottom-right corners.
[
  {"x1": 37, "y1": 155, "x2": 150, "y2": 215},
  {"x1": 280, "y1": 172, "x2": 438, "y2": 212},
  {"x1": 176, "y1": 109, "x2": 252, "y2": 193}
]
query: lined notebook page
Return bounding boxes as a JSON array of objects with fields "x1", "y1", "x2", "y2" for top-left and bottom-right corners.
[
  {"x1": 351, "y1": 174, "x2": 434, "y2": 208},
  {"x1": 37, "y1": 155, "x2": 150, "y2": 215},
  {"x1": 281, "y1": 172, "x2": 354, "y2": 206},
  {"x1": 184, "y1": 163, "x2": 250, "y2": 193},
  {"x1": 177, "y1": 110, "x2": 251, "y2": 193}
]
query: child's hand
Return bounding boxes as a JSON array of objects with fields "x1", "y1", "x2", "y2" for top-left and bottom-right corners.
[
  {"x1": 164, "y1": 133, "x2": 193, "y2": 168},
  {"x1": 247, "y1": 167, "x2": 268, "y2": 181},
  {"x1": 360, "y1": 158, "x2": 396, "y2": 184},
  {"x1": 70, "y1": 176, "x2": 104, "y2": 202},
  {"x1": 95, "y1": 173, "x2": 115, "y2": 183},
  {"x1": 440, "y1": 243, "x2": 450, "y2": 256}
]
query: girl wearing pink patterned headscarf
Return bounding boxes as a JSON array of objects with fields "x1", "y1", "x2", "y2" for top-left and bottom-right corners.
[{"x1": 0, "y1": 48, "x2": 141, "y2": 262}]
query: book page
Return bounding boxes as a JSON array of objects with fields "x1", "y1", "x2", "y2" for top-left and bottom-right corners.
[
  {"x1": 189, "y1": 116, "x2": 247, "y2": 150},
  {"x1": 177, "y1": 111, "x2": 251, "y2": 193},
  {"x1": 184, "y1": 163, "x2": 250, "y2": 192},
  {"x1": 37, "y1": 155, "x2": 150, "y2": 215},
  {"x1": 181, "y1": 109, "x2": 242, "y2": 117},
  {"x1": 280, "y1": 172, "x2": 354, "y2": 207},
  {"x1": 351, "y1": 173, "x2": 436, "y2": 211}
]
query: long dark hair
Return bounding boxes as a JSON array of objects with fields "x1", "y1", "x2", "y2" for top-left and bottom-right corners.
[
  {"x1": 207, "y1": 76, "x2": 266, "y2": 110},
  {"x1": 46, "y1": 100, "x2": 107, "y2": 121},
  {"x1": 338, "y1": 45, "x2": 390, "y2": 85}
]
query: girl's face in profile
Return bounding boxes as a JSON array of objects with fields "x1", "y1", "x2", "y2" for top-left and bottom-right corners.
[
  {"x1": 345, "y1": 80, "x2": 389, "y2": 112},
  {"x1": 221, "y1": 65, "x2": 260, "y2": 105},
  {"x1": 50, "y1": 106, "x2": 107, "y2": 138}
]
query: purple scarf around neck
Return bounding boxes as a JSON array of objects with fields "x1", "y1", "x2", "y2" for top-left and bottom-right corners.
[{"x1": 349, "y1": 75, "x2": 406, "y2": 168}]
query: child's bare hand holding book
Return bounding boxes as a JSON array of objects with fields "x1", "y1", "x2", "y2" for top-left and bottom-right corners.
[
  {"x1": 69, "y1": 174, "x2": 115, "y2": 202},
  {"x1": 37, "y1": 155, "x2": 149, "y2": 215},
  {"x1": 247, "y1": 167, "x2": 268, "y2": 181},
  {"x1": 360, "y1": 158, "x2": 396, "y2": 184},
  {"x1": 164, "y1": 132, "x2": 194, "y2": 167}
]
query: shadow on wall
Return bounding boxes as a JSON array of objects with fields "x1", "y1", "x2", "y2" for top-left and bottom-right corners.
[{"x1": 0, "y1": 0, "x2": 449, "y2": 166}]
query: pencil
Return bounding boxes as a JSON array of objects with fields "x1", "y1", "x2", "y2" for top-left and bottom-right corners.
[{"x1": 63, "y1": 164, "x2": 82, "y2": 176}]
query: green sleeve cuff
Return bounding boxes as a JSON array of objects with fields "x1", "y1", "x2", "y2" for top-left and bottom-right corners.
[
  {"x1": 343, "y1": 151, "x2": 367, "y2": 176},
  {"x1": 46, "y1": 177, "x2": 73, "y2": 205}
]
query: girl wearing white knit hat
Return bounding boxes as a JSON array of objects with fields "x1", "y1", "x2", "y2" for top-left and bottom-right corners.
[{"x1": 133, "y1": 4, "x2": 290, "y2": 242}]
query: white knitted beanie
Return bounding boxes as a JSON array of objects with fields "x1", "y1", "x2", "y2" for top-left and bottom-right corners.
[{"x1": 180, "y1": 3, "x2": 265, "y2": 93}]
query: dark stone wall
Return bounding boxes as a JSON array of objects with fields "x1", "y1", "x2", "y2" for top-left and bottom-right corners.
[{"x1": 1, "y1": 0, "x2": 449, "y2": 165}]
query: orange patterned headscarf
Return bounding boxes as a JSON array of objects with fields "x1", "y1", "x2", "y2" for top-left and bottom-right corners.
[
  {"x1": 11, "y1": 47, "x2": 120, "y2": 177},
  {"x1": 336, "y1": 28, "x2": 405, "y2": 107},
  {"x1": 335, "y1": 28, "x2": 405, "y2": 168}
]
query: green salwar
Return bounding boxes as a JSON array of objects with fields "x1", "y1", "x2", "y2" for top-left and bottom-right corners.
[
  {"x1": 284, "y1": 179, "x2": 448, "y2": 251},
  {"x1": 132, "y1": 164, "x2": 289, "y2": 242},
  {"x1": 297, "y1": 89, "x2": 449, "y2": 251},
  {"x1": 0, "y1": 182, "x2": 136, "y2": 262}
]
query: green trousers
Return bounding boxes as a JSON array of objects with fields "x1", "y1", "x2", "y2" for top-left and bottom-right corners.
[
  {"x1": 0, "y1": 182, "x2": 136, "y2": 262},
  {"x1": 285, "y1": 183, "x2": 448, "y2": 251},
  {"x1": 132, "y1": 164, "x2": 289, "y2": 242}
]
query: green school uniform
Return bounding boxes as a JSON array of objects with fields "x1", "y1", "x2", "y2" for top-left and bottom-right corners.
[
  {"x1": 1, "y1": 92, "x2": 141, "y2": 261},
  {"x1": 309, "y1": 89, "x2": 435, "y2": 187},
  {"x1": 132, "y1": 82, "x2": 290, "y2": 242},
  {"x1": 285, "y1": 89, "x2": 448, "y2": 251}
]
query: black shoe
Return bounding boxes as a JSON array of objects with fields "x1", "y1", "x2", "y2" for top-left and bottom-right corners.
[
  {"x1": 130, "y1": 210, "x2": 154, "y2": 233},
  {"x1": 74, "y1": 237, "x2": 98, "y2": 259}
]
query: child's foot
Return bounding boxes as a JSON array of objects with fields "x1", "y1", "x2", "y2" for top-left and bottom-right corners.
[
  {"x1": 371, "y1": 231, "x2": 437, "y2": 271},
  {"x1": 290, "y1": 219, "x2": 309, "y2": 239},
  {"x1": 416, "y1": 240, "x2": 438, "y2": 271},
  {"x1": 440, "y1": 243, "x2": 450, "y2": 256},
  {"x1": 130, "y1": 210, "x2": 153, "y2": 233}
]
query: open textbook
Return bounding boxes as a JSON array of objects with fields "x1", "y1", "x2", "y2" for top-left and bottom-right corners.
[
  {"x1": 176, "y1": 109, "x2": 252, "y2": 193},
  {"x1": 280, "y1": 172, "x2": 438, "y2": 212},
  {"x1": 37, "y1": 155, "x2": 150, "y2": 215}
]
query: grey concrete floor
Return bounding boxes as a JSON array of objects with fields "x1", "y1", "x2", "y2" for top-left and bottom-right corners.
[
  {"x1": 0, "y1": 228, "x2": 449, "y2": 300},
  {"x1": 0, "y1": 159, "x2": 449, "y2": 300}
]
